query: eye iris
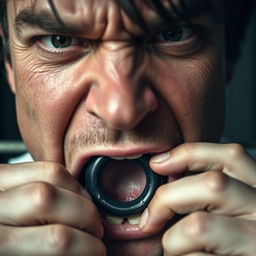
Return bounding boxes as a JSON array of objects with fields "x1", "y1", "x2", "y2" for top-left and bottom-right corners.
[
  {"x1": 163, "y1": 27, "x2": 183, "y2": 42},
  {"x1": 51, "y1": 36, "x2": 72, "y2": 48}
]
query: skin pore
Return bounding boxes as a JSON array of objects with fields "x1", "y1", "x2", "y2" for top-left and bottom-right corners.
[{"x1": 6, "y1": 0, "x2": 227, "y2": 255}]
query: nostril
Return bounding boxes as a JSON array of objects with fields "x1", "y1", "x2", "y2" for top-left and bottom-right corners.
[
  {"x1": 144, "y1": 86, "x2": 158, "y2": 111},
  {"x1": 101, "y1": 91, "x2": 158, "y2": 130},
  {"x1": 84, "y1": 73, "x2": 158, "y2": 130}
]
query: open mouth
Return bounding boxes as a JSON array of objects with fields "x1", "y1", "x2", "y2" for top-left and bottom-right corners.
[
  {"x1": 79, "y1": 153, "x2": 178, "y2": 240},
  {"x1": 97, "y1": 154, "x2": 155, "y2": 239},
  {"x1": 101, "y1": 155, "x2": 150, "y2": 239}
]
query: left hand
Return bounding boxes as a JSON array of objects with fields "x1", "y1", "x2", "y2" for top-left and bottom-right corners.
[{"x1": 139, "y1": 143, "x2": 256, "y2": 256}]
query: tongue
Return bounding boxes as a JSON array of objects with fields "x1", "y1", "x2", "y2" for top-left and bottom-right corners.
[{"x1": 100, "y1": 159, "x2": 146, "y2": 202}]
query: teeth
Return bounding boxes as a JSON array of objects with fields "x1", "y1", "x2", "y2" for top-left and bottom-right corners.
[
  {"x1": 126, "y1": 154, "x2": 143, "y2": 159},
  {"x1": 110, "y1": 154, "x2": 143, "y2": 160},
  {"x1": 105, "y1": 215, "x2": 124, "y2": 225},
  {"x1": 110, "y1": 156, "x2": 126, "y2": 160},
  {"x1": 127, "y1": 214, "x2": 141, "y2": 225},
  {"x1": 104, "y1": 213, "x2": 142, "y2": 225}
]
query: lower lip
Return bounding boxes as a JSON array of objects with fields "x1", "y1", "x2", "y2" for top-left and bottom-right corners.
[{"x1": 103, "y1": 219, "x2": 151, "y2": 240}]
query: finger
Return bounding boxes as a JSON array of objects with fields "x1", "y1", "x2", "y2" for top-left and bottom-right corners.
[
  {"x1": 0, "y1": 224, "x2": 106, "y2": 256},
  {"x1": 150, "y1": 143, "x2": 256, "y2": 186},
  {"x1": 0, "y1": 182, "x2": 103, "y2": 239},
  {"x1": 162, "y1": 212, "x2": 256, "y2": 256},
  {"x1": 140, "y1": 171, "x2": 256, "y2": 234},
  {"x1": 0, "y1": 162, "x2": 88, "y2": 196}
]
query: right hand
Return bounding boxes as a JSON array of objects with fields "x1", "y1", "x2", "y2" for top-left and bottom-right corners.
[{"x1": 0, "y1": 161, "x2": 106, "y2": 256}]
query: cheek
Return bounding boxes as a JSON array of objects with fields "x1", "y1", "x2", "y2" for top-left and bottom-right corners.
[
  {"x1": 150, "y1": 53, "x2": 226, "y2": 141},
  {"x1": 13, "y1": 61, "x2": 82, "y2": 162}
]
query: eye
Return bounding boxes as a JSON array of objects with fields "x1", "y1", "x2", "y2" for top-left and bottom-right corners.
[
  {"x1": 35, "y1": 35, "x2": 90, "y2": 61},
  {"x1": 40, "y1": 35, "x2": 83, "y2": 49},
  {"x1": 157, "y1": 26, "x2": 195, "y2": 43},
  {"x1": 149, "y1": 25, "x2": 204, "y2": 57}
]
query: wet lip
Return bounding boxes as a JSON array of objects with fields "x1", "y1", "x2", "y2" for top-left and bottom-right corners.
[
  {"x1": 102, "y1": 214, "x2": 186, "y2": 241},
  {"x1": 103, "y1": 217, "x2": 151, "y2": 240},
  {"x1": 73, "y1": 146, "x2": 171, "y2": 178}
]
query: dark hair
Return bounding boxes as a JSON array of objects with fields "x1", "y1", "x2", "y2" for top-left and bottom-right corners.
[
  {"x1": 0, "y1": 0, "x2": 255, "y2": 63},
  {"x1": 224, "y1": 0, "x2": 255, "y2": 63}
]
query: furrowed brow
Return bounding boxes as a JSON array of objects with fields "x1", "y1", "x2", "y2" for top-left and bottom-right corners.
[
  {"x1": 14, "y1": 7, "x2": 76, "y2": 37},
  {"x1": 14, "y1": 1, "x2": 220, "y2": 39}
]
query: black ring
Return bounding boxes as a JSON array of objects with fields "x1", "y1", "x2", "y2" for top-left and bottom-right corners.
[{"x1": 82, "y1": 155, "x2": 167, "y2": 216}]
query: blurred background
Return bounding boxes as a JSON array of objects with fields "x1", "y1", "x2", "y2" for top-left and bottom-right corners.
[{"x1": 0, "y1": 9, "x2": 256, "y2": 163}]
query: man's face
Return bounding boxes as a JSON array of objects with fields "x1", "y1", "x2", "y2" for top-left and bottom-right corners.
[{"x1": 6, "y1": 0, "x2": 226, "y2": 255}]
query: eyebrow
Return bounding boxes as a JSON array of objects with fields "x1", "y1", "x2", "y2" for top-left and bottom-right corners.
[
  {"x1": 14, "y1": 0, "x2": 218, "y2": 37},
  {"x1": 14, "y1": 8, "x2": 72, "y2": 36}
]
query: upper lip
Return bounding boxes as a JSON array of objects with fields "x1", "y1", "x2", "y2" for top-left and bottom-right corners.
[{"x1": 72, "y1": 146, "x2": 171, "y2": 178}]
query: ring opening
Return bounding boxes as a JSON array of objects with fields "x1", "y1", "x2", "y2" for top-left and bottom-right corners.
[{"x1": 100, "y1": 159, "x2": 147, "y2": 202}]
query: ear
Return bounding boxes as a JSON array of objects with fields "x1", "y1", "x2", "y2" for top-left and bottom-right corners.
[{"x1": 4, "y1": 60, "x2": 16, "y2": 93}]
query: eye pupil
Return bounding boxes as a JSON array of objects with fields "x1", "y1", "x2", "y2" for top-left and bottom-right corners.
[
  {"x1": 163, "y1": 27, "x2": 183, "y2": 42},
  {"x1": 51, "y1": 36, "x2": 72, "y2": 48}
]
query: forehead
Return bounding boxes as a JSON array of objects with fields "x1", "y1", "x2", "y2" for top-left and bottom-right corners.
[
  {"x1": 10, "y1": 0, "x2": 223, "y2": 16},
  {"x1": 9, "y1": 0, "x2": 224, "y2": 39}
]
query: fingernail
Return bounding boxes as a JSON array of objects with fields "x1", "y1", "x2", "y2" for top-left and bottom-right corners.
[
  {"x1": 139, "y1": 208, "x2": 149, "y2": 229},
  {"x1": 151, "y1": 152, "x2": 170, "y2": 163}
]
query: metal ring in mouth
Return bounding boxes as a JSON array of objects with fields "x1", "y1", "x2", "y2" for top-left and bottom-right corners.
[{"x1": 82, "y1": 155, "x2": 167, "y2": 217}]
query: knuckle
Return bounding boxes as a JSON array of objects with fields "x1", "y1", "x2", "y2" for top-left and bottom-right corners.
[
  {"x1": 225, "y1": 143, "x2": 246, "y2": 159},
  {"x1": 154, "y1": 183, "x2": 170, "y2": 202},
  {"x1": 46, "y1": 225, "x2": 106, "y2": 256},
  {"x1": 47, "y1": 225, "x2": 73, "y2": 253},
  {"x1": 41, "y1": 162, "x2": 81, "y2": 193},
  {"x1": 184, "y1": 212, "x2": 212, "y2": 239},
  {"x1": 203, "y1": 170, "x2": 228, "y2": 194},
  {"x1": 26, "y1": 182, "x2": 56, "y2": 211},
  {"x1": 183, "y1": 142, "x2": 196, "y2": 155},
  {"x1": 42, "y1": 161, "x2": 66, "y2": 182}
]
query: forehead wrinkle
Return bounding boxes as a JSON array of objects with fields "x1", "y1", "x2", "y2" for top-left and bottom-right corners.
[
  {"x1": 12, "y1": 0, "x2": 132, "y2": 40},
  {"x1": 11, "y1": 0, "x2": 223, "y2": 41},
  {"x1": 50, "y1": 0, "x2": 157, "y2": 36},
  {"x1": 51, "y1": 0, "x2": 159, "y2": 39},
  {"x1": 51, "y1": 0, "x2": 108, "y2": 37},
  {"x1": 55, "y1": 0, "x2": 132, "y2": 40}
]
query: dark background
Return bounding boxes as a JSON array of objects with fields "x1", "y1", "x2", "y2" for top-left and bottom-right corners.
[
  {"x1": 224, "y1": 10, "x2": 256, "y2": 142},
  {"x1": 0, "y1": 59, "x2": 22, "y2": 162},
  {"x1": 1, "y1": 10, "x2": 256, "y2": 163}
]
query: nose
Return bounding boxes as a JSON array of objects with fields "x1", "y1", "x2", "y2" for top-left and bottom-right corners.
[{"x1": 85, "y1": 43, "x2": 158, "y2": 130}]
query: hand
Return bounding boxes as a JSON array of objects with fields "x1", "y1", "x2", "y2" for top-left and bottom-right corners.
[
  {"x1": 0, "y1": 161, "x2": 106, "y2": 256},
  {"x1": 140, "y1": 143, "x2": 256, "y2": 256}
]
